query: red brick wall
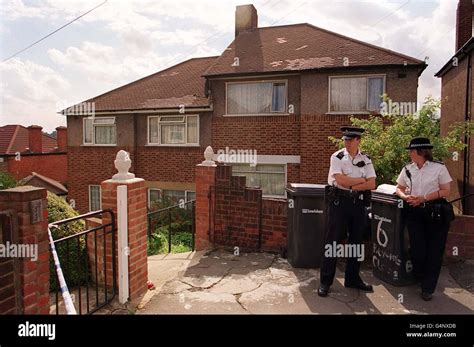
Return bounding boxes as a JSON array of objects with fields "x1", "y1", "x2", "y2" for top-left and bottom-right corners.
[
  {"x1": 445, "y1": 214, "x2": 474, "y2": 259},
  {"x1": 0, "y1": 213, "x2": 20, "y2": 314},
  {"x1": 261, "y1": 198, "x2": 287, "y2": 252},
  {"x1": 135, "y1": 146, "x2": 204, "y2": 182},
  {"x1": 440, "y1": 52, "x2": 474, "y2": 215},
  {"x1": 204, "y1": 164, "x2": 287, "y2": 252},
  {"x1": 68, "y1": 145, "x2": 205, "y2": 213},
  {"x1": 6, "y1": 153, "x2": 67, "y2": 184},
  {"x1": 0, "y1": 187, "x2": 50, "y2": 314},
  {"x1": 67, "y1": 146, "x2": 134, "y2": 212}
]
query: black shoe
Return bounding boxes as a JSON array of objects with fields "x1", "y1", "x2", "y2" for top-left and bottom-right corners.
[
  {"x1": 345, "y1": 281, "x2": 374, "y2": 292},
  {"x1": 318, "y1": 284, "x2": 330, "y2": 297},
  {"x1": 421, "y1": 292, "x2": 433, "y2": 301}
]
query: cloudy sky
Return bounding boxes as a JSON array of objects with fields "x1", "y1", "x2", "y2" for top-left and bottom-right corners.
[{"x1": 0, "y1": 0, "x2": 459, "y2": 132}]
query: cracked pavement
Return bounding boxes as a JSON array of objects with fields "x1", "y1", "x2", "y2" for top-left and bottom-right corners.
[{"x1": 135, "y1": 249, "x2": 474, "y2": 314}]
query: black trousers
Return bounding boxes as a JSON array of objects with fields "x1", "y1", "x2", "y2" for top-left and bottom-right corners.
[
  {"x1": 320, "y1": 195, "x2": 367, "y2": 286},
  {"x1": 406, "y1": 207, "x2": 450, "y2": 294}
]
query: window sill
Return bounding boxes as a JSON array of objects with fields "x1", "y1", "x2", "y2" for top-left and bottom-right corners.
[
  {"x1": 81, "y1": 144, "x2": 117, "y2": 147},
  {"x1": 223, "y1": 113, "x2": 291, "y2": 117},
  {"x1": 145, "y1": 144, "x2": 200, "y2": 147},
  {"x1": 326, "y1": 111, "x2": 371, "y2": 115}
]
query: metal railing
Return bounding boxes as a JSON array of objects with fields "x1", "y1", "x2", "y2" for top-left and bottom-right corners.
[
  {"x1": 147, "y1": 200, "x2": 195, "y2": 253},
  {"x1": 49, "y1": 209, "x2": 117, "y2": 315}
]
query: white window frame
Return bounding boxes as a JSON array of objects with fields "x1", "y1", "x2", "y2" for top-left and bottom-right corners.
[
  {"x1": 83, "y1": 117, "x2": 117, "y2": 146},
  {"x1": 327, "y1": 74, "x2": 386, "y2": 114},
  {"x1": 147, "y1": 115, "x2": 200, "y2": 146},
  {"x1": 148, "y1": 188, "x2": 162, "y2": 209},
  {"x1": 225, "y1": 80, "x2": 289, "y2": 116},
  {"x1": 232, "y1": 164, "x2": 287, "y2": 199},
  {"x1": 185, "y1": 190, "x2": 196, "y2": 202},
  {"x1": 88, "y1": 185, "x2": 102, "y2": 212}
]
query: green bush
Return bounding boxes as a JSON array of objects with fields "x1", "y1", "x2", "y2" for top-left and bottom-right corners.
[
  {"x1": 148, "y1": 224, "x2": 194, "y2": 255},
  {"x1": 0, "y1": 172, "x2": 16, "y2": 189},
  {"x1": 47, "y1": 192, "x2": 87, "y2": 292}
]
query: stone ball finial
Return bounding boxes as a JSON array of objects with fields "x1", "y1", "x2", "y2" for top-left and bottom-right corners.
[
  {"x1": 112, "y1": 150, "x2": 135, "y2": 180},
  {"x1": 201, "y1": 146, "x2": 215, "y2": 166}
]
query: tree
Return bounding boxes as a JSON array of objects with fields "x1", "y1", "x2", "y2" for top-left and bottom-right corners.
[
  {"x1": 329, "y1": 97, "x2": 474, "y2": 185},
  {"x1": 0, "y1": 172, "x2": 17, "y2": 189}
]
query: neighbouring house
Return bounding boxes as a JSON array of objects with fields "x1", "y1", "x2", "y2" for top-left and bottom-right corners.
[
  {"x1": 0, "y1": 125, "x2": 68, "y2": 193},
  {"x1": 63, "y1": 4, "x2": 426, "y2": 213},
  {"x1": 436, "y1": 0, "x2": 474, "y2": 215},
  {"x1": 18, "y1": 172, "x2": 68, "y2": 196}
]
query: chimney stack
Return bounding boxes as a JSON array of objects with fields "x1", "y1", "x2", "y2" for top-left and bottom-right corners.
[
  {"x1": 455, "y1": 0, "x2": 473, "y2": 51},
  {"x1": 235, "y1": 4, "x2": 258, "y2": 37},
  {"x1": 56, "y1": 126, "x2": 67, "y2": 152},
  {"x1": 27, "y1": 125, "x2": 43, "y2": 153}
]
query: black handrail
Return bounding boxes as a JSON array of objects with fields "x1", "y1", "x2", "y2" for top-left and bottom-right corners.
[{"x1": 49, "y1": 209, "x2": 117, "y2": 315}]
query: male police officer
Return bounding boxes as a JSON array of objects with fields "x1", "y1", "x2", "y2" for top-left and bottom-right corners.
[{"x1": 318, "y1": 126, "x2": 376, "y2": 297}]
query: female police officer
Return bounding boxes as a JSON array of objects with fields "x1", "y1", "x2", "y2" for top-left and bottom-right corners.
[{"x1": 395, "y1": 137, "x2": 453, "y2": 301}]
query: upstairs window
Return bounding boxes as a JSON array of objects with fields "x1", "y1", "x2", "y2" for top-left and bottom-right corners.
[
  {"x1": 148, "y1": 115, "x2": 199, "y2": 145},
  {"x1": 329, "y1": 76, "x2": 384, "y2": 113},
  {"x1": 226, "y1": 81, "x2": 287, "y2": 115},
  {"x1": 83, "y1": 117, "x2": 116, "y2": 145}
]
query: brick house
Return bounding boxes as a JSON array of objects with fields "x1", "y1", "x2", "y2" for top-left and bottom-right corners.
[
  {"x1": 0, "y1": 125, "x2": 68, "y2": 192},
  {"x1": 63, "y1": 4, "x2": 426, "y2": 213},
  {"x1": 436, "y1": 0, "x2": 474, "y2": 215}
]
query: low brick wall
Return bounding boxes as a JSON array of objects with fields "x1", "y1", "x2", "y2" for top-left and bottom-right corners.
[
  {"x1": 203, "y1": 164, "x2": 287, "y2": 253},
  {"x1": 445, "y1": 214, "x2": 474, "y2": 260}
]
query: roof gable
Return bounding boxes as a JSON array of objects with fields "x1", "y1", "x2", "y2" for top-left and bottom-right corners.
[
  {"x1": 204, "y1": 23, "x2": 425, "y2": 76},
  {"x1": 63, "y1": 56, "x2": 218, "y2": 113}
]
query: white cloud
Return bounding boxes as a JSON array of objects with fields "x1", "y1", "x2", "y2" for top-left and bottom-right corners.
[{"x1": 0, "y1": 59, "x2": 69, "y2": 131}]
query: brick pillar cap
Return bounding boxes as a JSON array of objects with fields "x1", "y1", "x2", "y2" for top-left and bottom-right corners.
[
  {"x1": 27, "y1": 125, "x2": 43, "y2": 129},
  {"x1": 103, "y1": 177, "x2": 144, "y2": 184},
  {"x1": 56, "y1": 126, "x2": 67, "y2": 130}
]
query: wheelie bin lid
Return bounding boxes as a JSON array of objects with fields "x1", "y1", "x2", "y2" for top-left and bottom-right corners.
[
  {"x1": 285, "y1": 183, "x2": 327, "y2": 197},
  {"x1": 371, "y1": 184, "x2": 400, "y2": 204}
]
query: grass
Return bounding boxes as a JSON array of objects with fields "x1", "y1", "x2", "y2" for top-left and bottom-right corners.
[{"x1": 148, "y1": 228, "x2": 193, "y2": 255}]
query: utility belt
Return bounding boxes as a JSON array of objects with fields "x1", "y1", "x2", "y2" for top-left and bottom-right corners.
[
  {"x1": 326, "y1": 186, "x2": 371, "y2": 204},
  {"x1": 406, "y1": 198, "x2": 455, "y2": 223}
]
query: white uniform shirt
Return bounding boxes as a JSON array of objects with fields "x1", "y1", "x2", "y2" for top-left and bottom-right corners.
[
  {"x1": 327, "y1": 149, "x2": 376, "y2": 189},
  {"x1": 396, "y1": 161, "x2": 452, "y2": 196}
]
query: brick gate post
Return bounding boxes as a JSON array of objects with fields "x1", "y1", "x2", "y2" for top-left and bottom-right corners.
[
  {"x1": 101, "y1": 150, "x2": 148, "y2": 302},
  {"x1": 195, "y1": 146, "x2": 216, "y2": 251}
]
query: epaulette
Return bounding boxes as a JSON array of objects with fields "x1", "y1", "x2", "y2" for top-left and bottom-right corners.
[
  {"x1": 432, "y1": 160, "x2": 445, "y2": 165},
  {"x1": 361, "y1": 152, "x2": 371, "y2": 160},
  {"x1": 336, "y1": 151, "x2": 344, "y2": 160}
]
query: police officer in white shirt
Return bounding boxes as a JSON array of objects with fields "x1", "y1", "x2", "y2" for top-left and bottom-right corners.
[
  {"x1": 396, "y1": 137, "x2": 453, "y2": 301},
  {"x1": 318, "y1": 126, "x2": 376, "y2": 297}
]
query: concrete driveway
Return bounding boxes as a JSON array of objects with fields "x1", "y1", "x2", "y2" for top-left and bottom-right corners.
[{"x1": 135, "y1": 249, "x2": 474, "y2": 315}]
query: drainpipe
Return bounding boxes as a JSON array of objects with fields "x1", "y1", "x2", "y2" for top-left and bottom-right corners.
[{"x1": 462, "y1": 52, "x2": 472, "y2": 213}]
